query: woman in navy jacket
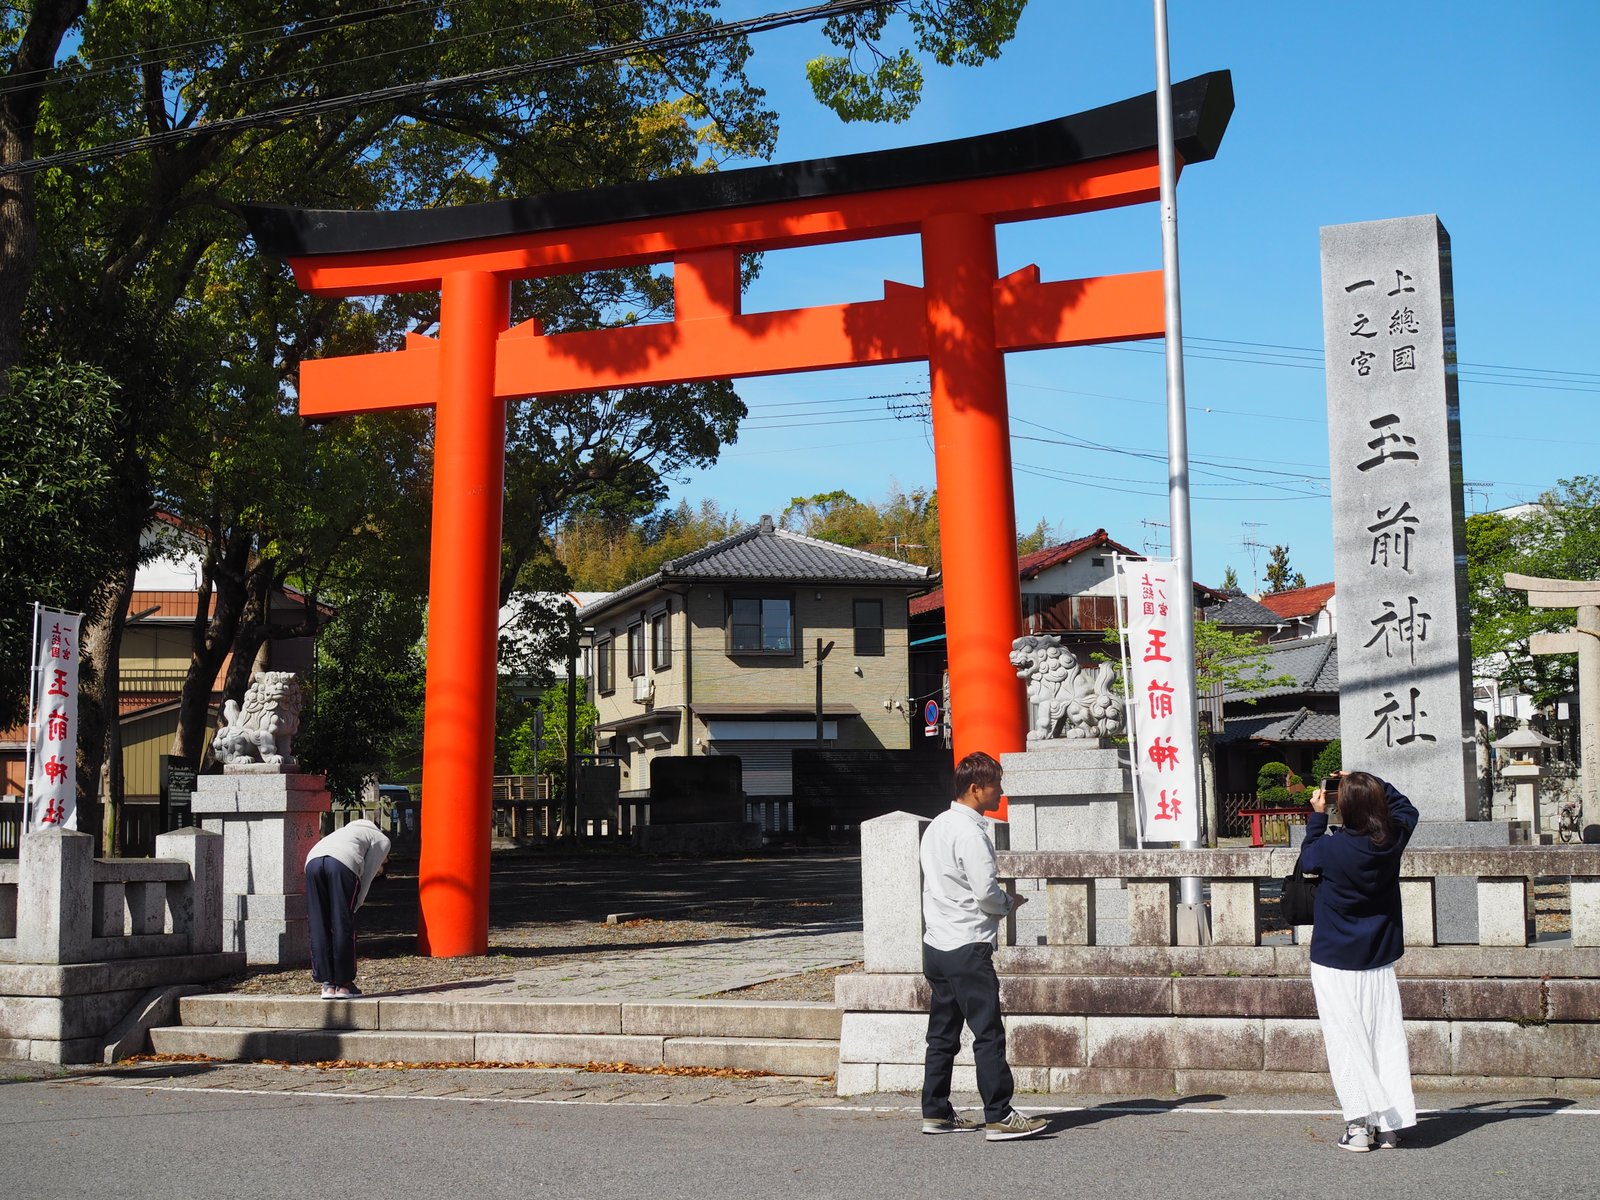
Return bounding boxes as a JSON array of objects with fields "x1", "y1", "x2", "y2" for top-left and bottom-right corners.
[{"x1": 1298, "y1": 770, "x2": 1420, "y2": 1152}]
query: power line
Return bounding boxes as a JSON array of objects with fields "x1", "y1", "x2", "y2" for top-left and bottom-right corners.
[{"x1": 1, "y1": 0, "x2": 892, "y2": 177}]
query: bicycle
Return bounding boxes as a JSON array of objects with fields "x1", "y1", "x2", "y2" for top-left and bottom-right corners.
[{"x1": 1556, "y1": 800, "x2": 1581, "y2": 843}]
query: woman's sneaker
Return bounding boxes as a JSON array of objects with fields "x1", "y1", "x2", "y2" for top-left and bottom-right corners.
[
  {"x1": 1375, "y1": 1130, "x2": 1400, "y2": 1149},
  {"x1": 1338, "y1": 1122, "x2": 1372, "y2": 1152},
  {"x1": 984, "y1": 1110, "x2": 1048, "y2": 1141},
  {"x1": 922, "y1": 1114, "x2": 983, "y2": 1135}
]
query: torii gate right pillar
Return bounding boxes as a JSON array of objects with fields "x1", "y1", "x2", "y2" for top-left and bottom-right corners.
[{"x1": 1509, "y1": 572, "x2": 1600, "y2": 842}]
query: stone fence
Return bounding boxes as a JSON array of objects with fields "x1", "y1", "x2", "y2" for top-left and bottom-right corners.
[
  {"x1": 840, "y1": 811, "x2": 1600, "y2": 1097},
  {"x1": 0, "y1": 829, "x2": 244, "y2": 1063}
]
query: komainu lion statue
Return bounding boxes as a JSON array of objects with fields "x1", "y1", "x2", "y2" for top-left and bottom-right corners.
[
  {"x1": 212, "y1": 671, "x2": 303, "y2": 768},
  {"x1": 1009, "y1": 635, "x2": 1126, "y2": 741}
]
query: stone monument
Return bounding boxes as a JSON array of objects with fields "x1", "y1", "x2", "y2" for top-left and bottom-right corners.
[
  {"x1": 1001, "y1": 634, "x2": 1135, "y2": 945},
  {"x1": 1321, "y1": 215, "x2": 1522, "y2": 940},
  {"x1": 189, "y1": 671, "x2": 330, "y2": 965}
]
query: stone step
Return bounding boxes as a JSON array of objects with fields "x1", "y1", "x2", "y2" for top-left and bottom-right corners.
[
  {"x1": 147, "y1": 1024, "x2": 839, "y2": 1077},
  {"x1": 176, "y1": 995, "x2": 840, "y2": 1040}
]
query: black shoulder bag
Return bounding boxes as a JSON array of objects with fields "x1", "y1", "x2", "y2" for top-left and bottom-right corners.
[{"x1": 1281, "y1": 862, "x2": 1320, "y2": 926}]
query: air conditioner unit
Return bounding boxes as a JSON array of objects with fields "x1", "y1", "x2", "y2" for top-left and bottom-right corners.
[{"x1": 633, "y1": 675, "x2": 654, "y2": 704}]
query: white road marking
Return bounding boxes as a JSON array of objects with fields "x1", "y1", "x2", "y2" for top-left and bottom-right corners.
[{"x1": 89, "y1": 1081, "x2": 1600, "y2": 1119}]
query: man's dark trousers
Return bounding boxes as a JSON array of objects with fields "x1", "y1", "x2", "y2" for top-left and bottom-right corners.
[
  {"x1": 922, "y1": 941, "x2": 1013, "y2": 1123},
  {"x1": 305, "y1": 856, "x2": 360, "y2": 984}
]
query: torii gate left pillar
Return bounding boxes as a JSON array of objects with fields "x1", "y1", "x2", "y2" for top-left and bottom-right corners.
[{"x1": 247, "y1": 72, "x2": 1234, "y2": 955}]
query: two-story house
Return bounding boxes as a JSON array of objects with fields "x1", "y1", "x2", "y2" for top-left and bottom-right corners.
[{"x1": 577, "y1": 515, "x2": 932, "y2": 810}]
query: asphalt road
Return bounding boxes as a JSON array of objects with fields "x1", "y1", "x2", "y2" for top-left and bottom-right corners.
[{"x1": 4, "y1": 1070, "x2": 1594, "y2": 1200}]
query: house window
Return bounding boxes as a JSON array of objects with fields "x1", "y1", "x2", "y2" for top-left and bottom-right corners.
[
  {"x1": 596, "y1": 637, "x2": 615, "y2": 695},
  {"x1": 853, "y1": 599, "x2": 884, "y2": 656},
  {"x1": 651, "y1": 610, "x2": 672, "y2": 671},
  {"x1": 729, "y1": 595, "x2": 793, "y2": 653},
  {"x1": 627, "y1": 622, "x2": 645, "y2": 678},
  {"x1": 1091, "y1": 557, "x2": 1106, "y2": 568}
]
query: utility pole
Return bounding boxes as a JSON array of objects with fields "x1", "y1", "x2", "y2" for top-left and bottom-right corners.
[{"x1": 814, "y1": 638, "x2": 835, "y2": 744}]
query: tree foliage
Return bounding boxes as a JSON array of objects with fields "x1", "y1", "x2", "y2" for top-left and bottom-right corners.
[
  {"x1": 810, "y1": 1, "x2": 1028, "y2": 122},
  {"x1": 0, "y1": 362, "x2": 121, "y2": 726},
  {"x1": 555, "y1": 498, "x2": 745, "y2": 592},
  {"x1": 295, "y1": 591, "x2": 427, "y2": 804},
  {"x1": 1263, "y1": 545, "x2": 1302, "y2": 594},
  {"x1": 1468, "y1": 476, "x2": 1600, "y2": 706}
]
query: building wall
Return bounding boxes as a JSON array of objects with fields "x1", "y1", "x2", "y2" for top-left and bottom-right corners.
[
  {"x1": 588, "y1": 583, "x2": 916, "y2": 790},
  {"x1": 1027, "y1": 553, "x2": 1120, "y2": 597}
]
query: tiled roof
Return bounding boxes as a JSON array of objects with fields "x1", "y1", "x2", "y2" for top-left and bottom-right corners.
[
  {"x1": 1257, "y1": 581, "x2": 1335, "y2": 620},
  {"x1": 1217, "y1": 706, "x2": 1341, "y2": 744},
  {"x1": 579, "y1": 517, "x2": 931, "y2": 622},
  {"x1": 913, "y1": 529, "x2": 1147, "y2": 617},
  {"x1": 1202, "y1": 593, "x2": 1283, "y2": 627},
  {"x1": 1223, "y1": 634, "x2": 1339, "y2": 702}
]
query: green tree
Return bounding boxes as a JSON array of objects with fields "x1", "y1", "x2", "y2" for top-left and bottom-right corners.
[
  {"x1": 0, "y1": 363, "x2": 120, "y2": 726},
  {"x1": 296, "y1": 592, "x2": 428, "y2": 805},
  {"x1": 1219, "y1": 565, "x2": 1241, "y2": 593},
  {"x1": 1263, "y1": 545, "x2": 1297, "y2": 593},
  {"x1": 1468, "y1": 476, "x2": 1600, "y2": 706},
  {"x1": 809, "y1": 1, "x2": 1028, "y2": 122},
  {"x1": 504, "y1": 686, "x2": 598, "y2": 799}
]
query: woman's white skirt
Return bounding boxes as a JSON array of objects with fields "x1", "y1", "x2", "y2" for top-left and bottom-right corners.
[{"x1": 1309, "y1": 961, "x2": 1417, "y2": 1131}]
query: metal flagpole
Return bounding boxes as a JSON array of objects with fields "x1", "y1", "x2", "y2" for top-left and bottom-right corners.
[{"x1": 1154, "y1": 0, "x2": 1210, "y2": 944}]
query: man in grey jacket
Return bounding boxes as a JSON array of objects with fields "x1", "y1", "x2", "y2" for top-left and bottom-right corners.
[
  {"x1": 920, "y1": 751, "x2": 1047, "y2": 1141},
  {"x1": 305, "y1": 818, "x2": 391, "y2": 999}
]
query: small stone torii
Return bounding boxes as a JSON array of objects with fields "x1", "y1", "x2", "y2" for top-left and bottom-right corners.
[{"x1": 1504, "y1": 572, "x2": 1600, "y2": 840}]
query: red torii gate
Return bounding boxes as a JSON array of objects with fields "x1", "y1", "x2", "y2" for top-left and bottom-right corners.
[{"x1": 246, "y1": 72, "x2": 1233, "y2": 957}]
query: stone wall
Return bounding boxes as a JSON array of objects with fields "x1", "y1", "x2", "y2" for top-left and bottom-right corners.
[
  {"x1": 838, "y1": 814, "x2": 1600, "y2": 1096},
  {"x1": 0, "y1": 829, "x2": 244, "y2": 1063}
]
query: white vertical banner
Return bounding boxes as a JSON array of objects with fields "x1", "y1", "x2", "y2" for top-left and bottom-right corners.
[
  {"x1": 26, "y1": 604, "x2": 83, "y2": 831},
  {"x1": 1117, "y1": 559, "x2": 1200, "y2": 843}
]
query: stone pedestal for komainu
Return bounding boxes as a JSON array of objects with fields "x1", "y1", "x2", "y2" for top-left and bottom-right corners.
[
  {"x1": 190, "y1": 671, "x2": 330, "y2": 966},
  {"x1": 1321, "y1": 216, "x2": 1522, "y2": 941}
]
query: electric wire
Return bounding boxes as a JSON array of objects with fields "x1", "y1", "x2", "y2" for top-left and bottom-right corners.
[{"x1": 0, "y1": 0, "x2": 894, "y2": 177}]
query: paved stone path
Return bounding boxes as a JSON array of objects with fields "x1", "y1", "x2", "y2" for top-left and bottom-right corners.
[{"x1": 443, "y1": 918, "x2": 863, "y2": 1000}]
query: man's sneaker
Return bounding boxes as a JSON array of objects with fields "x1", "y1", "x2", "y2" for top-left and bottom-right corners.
[
  {"x1": 984, "y1": 1110, "x2": 1048, "y2": 1141},
  {"x1": 922, "y1": 1114, "x2": 984, "y2": 1135},
  {"x1": 1338, "y1": 1122, "x2": 1372, "y2": 1152},
  {"x1": 1375, "y1": 1130, "x2": 1400, "y2": 1150}
]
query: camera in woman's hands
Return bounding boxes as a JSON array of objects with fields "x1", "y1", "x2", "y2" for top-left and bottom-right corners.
[{"x1": 1322, "y1": 776, "x2": 1341, "y2": 795}]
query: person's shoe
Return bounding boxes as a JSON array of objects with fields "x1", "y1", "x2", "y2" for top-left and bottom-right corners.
[
  {"x1": 984, "y1": 1110, "x2": 1048, "y2": 1141},
  {"x1": 1375, "y1": 1130, "x2": 1400, "y2": 1150},
  {"x1": 319, "y1": 985, "x2": 337, "y2": 999},
  {"x1": 1338, "y1": 1122, "x2": 1372, "y2": 1152},
  {"x1": 341, "y1": 985, "x2": 363, "y2": 997},
  {"x1": 922, "y1": 1114, "x2": 984, "y2": 1135}
]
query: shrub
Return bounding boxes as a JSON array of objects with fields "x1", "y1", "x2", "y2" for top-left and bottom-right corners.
[
  {"x1": 1255, "y1": 760, "x2": 1304, "y2": 807},
  {"x1": 1312, "y1": 739, "x2": 1343, "y2": 784}
]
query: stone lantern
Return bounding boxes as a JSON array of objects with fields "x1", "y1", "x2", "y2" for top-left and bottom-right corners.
[{"x1": 1496, "y1": 723, "x2": 1558, "y2": 840}]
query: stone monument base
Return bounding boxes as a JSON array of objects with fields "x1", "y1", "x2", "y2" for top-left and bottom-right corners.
[
  {"x1": 1002, "y1": 742, "x2": 1135, "y2": 947},
  {"x1": 191, "y1": 771, "x2": 330, "y2": 967}
]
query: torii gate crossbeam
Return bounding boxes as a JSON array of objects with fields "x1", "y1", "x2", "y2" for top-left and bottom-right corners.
[{"x1": 246, "y1": 72, "x2": 1233, "y2": 956}]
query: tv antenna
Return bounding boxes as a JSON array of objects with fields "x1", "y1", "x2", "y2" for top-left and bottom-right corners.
[{"x1": 1140, "y1": 518, "x2": 1169, "y2": 557}]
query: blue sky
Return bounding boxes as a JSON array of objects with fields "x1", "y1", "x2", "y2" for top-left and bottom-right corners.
[{"x1": 668, "y1": 2, "x2": 1599, "y2": 591}]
